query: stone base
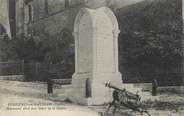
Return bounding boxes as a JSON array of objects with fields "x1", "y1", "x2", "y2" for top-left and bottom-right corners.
[
  {"x1": 68, "y1": 72, "x2": 122, "y2": 105},
  {"x1": 0, "y1": 75, "x2": 24, "y2": 81}
]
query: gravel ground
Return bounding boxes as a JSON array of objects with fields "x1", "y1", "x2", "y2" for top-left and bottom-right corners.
[
  {"x1": 0, "y1": 80, "x2": 184, "y2": 116},
  {"x1": 0, "y1": 80, "x2": 99, "y2": 116}
]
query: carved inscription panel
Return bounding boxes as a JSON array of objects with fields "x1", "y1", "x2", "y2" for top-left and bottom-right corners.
[
  {"x1": 78, "y1": 14, "x2": 93, "y2": 73},
  {"x1": 96, "y1": 11, "x2": 115, "y2": 72}
]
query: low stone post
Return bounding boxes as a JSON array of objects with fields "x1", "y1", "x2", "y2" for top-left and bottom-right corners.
[
  {"x1": 86, "y1": 78, "x2": 91, "y2": 98},
  {"x1": 152, "y1": 79, "x2": 158, "y2": 96},
  {"x1": 47, "y1": 78, "x2": 53, "y2": 94}
]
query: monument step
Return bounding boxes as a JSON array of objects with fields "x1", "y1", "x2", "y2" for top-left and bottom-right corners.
[{"x1": 61, "y1": 85, "x2": 72, "y2": 89}]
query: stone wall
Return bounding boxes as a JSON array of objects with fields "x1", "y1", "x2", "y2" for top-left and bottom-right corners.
[
  {"x1": 28, "y1": 6, "x2": 81, "y2": 41},
  {"x1": 15, "y1": 0, "x2": 25, "y2": 37},
  {"x1": 13, "y1": 0, "x2": 147, "y2": 37},
  {"x1": 27, "y1": 0, "x2": 85, "y2": 38},
  {"x1": 31, "y1": 0, "x2": 84, "y2": 20},
  {"x1": 14, "y1": 0, "x2": 85, "y2": 37},
  {"x1": 48, "y1": 0, "x2": 65, "y2": 14},
  {"x1": 0, "y1": 75, "x2": 24, "y2": 81},
  {"x1": 20, "y1": 0, "x2": 146, "y2": 38},
  {"x1": 32, "y1": 0, "x2": 45, "y2": 20}
]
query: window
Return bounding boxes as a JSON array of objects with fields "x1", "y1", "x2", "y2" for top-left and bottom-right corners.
[
  {"x1": 45, "y1": 0, "x2": 49, "y2": 14},
  {"x1": 28, "y1": 4, "x2": 32, "y2": 22},
  {"x1": 64, "y1": 0, "x2": 69, "y2": 8}
]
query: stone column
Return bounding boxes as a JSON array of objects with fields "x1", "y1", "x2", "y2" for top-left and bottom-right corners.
[
  {"x1": 68, "y1": 6, "x2": 123, "y2": 105},
  {"x1": 0, "y1": 0, "x2": 11, "y2": 37}
]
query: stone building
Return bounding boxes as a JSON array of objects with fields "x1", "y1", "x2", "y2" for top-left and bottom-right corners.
[
  {"x1": 0, "y1": 0, "x2": 146, "y2": 38},
  {"x1": 18, "y1": 0, "x2": 144, "y2": 41}
]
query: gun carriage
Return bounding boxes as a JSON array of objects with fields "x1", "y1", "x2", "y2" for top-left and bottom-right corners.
[{"x1": 103, "y1": 83, "x2": 151, "y2": 116}]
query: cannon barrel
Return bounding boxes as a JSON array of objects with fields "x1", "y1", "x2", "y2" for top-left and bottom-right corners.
[
  {"x1": 105, "y1": 83, "x2": 141, "y2": 101},
  {"x1": 105, "y1": 83, "x2": 125, "y2": 92}
]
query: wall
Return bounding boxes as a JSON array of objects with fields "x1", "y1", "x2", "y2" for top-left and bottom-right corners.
[
  {"x1": 15, "y1": 0, "x2": 25, "y2": 37},
  {"x1": 26, "y1": 0, "x2": 85, "y2": 37}
]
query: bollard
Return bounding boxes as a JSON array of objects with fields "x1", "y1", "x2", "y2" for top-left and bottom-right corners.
[
  {"x1": 86, "y1": 78, "x2": 91, "y2": 98},
  {"x1": 152, "y1": 79, "x2": 158, "y2": 96},
  {"x1": 47, "y1": 79, "x2": 53, "y2": 94}
]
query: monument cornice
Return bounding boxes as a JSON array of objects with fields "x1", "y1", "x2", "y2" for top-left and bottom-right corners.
[{"x1": 113, "y1": 29, "x2": 120, "y2": 39}]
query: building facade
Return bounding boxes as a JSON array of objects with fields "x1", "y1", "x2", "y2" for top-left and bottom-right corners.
[
  {"x1": 8, "y1": 0, "x2": 145, "y2": 39},
  {"x1": 1, "y1": 0, "x2": 147, "y2": 39}
]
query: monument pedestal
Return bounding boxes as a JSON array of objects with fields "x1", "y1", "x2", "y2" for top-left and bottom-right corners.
[
  {"x1": 68, "y1": 7, "x2": 122, "y2": 105},
  {"x1": 69, "y1": 72, "x2": 122, "y2": 105}
]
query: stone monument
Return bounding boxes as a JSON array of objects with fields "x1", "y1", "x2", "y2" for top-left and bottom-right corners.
[{"x1": 68, "y1": 6, "x2": 122, "y2": 105}]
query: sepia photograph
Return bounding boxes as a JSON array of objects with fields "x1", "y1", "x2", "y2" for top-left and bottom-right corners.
[{"x1": 0, "y1": 0, "x2": 184, "y2": 116}]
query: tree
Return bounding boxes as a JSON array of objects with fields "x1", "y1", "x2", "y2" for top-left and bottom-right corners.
[
  {"x1": 0, "y1": 35, "x2": 18, "y2": 61},
  {"x1": 117, "y1": 0, "x2": 182, "y2": 85}
]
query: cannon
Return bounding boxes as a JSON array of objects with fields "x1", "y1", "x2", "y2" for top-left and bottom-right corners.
[{"x1": 103, "y1": 83, "x2": 151, "y2": 116}]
